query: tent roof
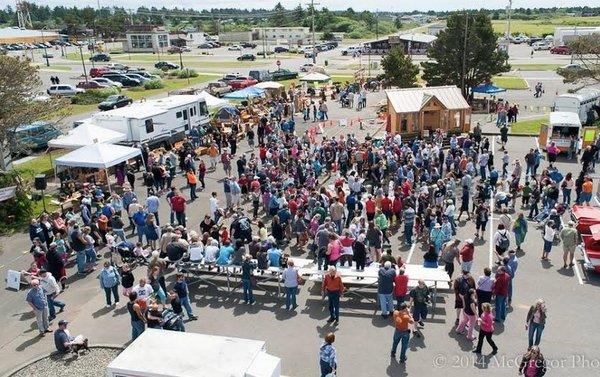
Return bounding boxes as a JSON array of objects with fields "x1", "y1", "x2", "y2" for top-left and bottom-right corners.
[
  {"x1": 299, "y1": 72, "x2": 331, "y2": 82},
  {"x1": 473, "y1": 83, "x2": 506, "y2": 94},
  {"x1": 223, "y1": 87, "x2": 265, "y2": 99},
  {"x1": 198, "y1": 90, "x2": 229, "y2": 108},
  {"x1": 254, "y1": 81, "x2": 284, "y2": 89},
  {"x1": 398, "y1": 33, "x2": 437, "y2": 44},
  {"x1": 48, "y1": 123, "x2": 126, "y2": 149},
  {"x1": 386, "y1": 86, "x2": 470, "y2": 113},
  {"x1": 549, "y1": 111, "x2": 581, "y2": 126},
  {"x1": 54, "y1": 143, "x2": 141, "y2": 169}
]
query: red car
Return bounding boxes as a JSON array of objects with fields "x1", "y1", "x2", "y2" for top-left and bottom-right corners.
[
  {"x1": 229, "y1": 76, "x2": 258, "y2": 90},
  {"x1": 550, "y1": 45, "x2": 571, "y2": 55},
  {"x1": 90, "y1": 67, "x2": 112, "y2": 78},
  {"x1": 572, "y1": 205, "x2": 600, "y2": 273},
  {"x1": 76, "y1": 81, "x2": 108, "y2": 90}
]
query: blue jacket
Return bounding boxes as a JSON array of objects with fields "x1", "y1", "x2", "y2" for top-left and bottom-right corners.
[{"x1": 99, "y1": 266, "x2": 120, "y2": 289}]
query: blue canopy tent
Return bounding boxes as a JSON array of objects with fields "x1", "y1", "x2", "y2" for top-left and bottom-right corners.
[
  {"x1": 223, "y1": 87, "x2": 266, "y2": 100},
  {"x1": 472, "y1": 83, "x2": 506, "y2": 94}
]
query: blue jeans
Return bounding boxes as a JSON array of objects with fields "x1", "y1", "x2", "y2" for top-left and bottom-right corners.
[
  {"x1": 563, "y1": 188, "x2": 572, "y2": 205},
  {"x1": 494, "y1": 295, "x2": 507, "y2": 322},
  {"x1": 170, "y1": 211, "x2": 175, "y2": 225},
  {"x1": 131, "y1": 320, "x2": 145, "y2": 340},
  {"x1": 76, "y1": 250, "x2": 86, "y2": 273},
  {"x1": 136, "y1": 224, "x2": 146, "y2": 243},
  {"x1": 480, "y1": 166, "x2": 487, "y2": 180},
  {"x1": 528, "y1": 322, "x2": 544, "y2": 347},
  {"x1": 320, "y1": 359, "x2": 333, "y2": 377},
  {"x1": 47, "y1": 294, "x2": 65, "y2": 319},
  {"x1": 180, "y1": 296, "x2": 194, "y2": 317},
  {"x1": 378, "y1": 293, "x2": 394, "y2": 315},
  {"x1": 327, "y1": 291, "x2": 340, "y2": 320},
  {"x1": 391, "y1": 329, "x2": 410, "y2": 361},
  {"x1": 404, "y1": 222, "x2": 414, "y2": 244},
  {"x1": 114, "y1": 229, "x2": 126, "y2": 243},
  {"x1": 104, "y1": 285, "x2": 119, "y2": 306},
  {"x1": 242, "y1": 278, "x2": 254, "y2": 304},
  {"x1": 175, "y1": 212, "x2": 186, "y2": 227},
  {"x1": 85, "y1": 247, "x2": 97, "y2": 266},
  {"x1": 448, "y1": 215, "x2": 457, "y2": 235},
  {"x1": 285, "y1": 286, "x2": 298, "y2": 310}
]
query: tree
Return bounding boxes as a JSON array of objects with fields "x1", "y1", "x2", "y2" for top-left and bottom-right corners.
[
  {"x1": 321, "y1": 31, "x2": 335, "y2": 41},
  {"x1": 292, "y1": 4, "x2": 305, "y2": 24},
  {"x1": 0, "y1": 55, "x2": 65, "y2": 162},
  {"x1": 381, "y1": 47, "x2": 419, "y2": 88},
  {"x1": 557, "y1": 35, "x2": 600, "y2": 85},
  {"x1": 394, "y1": 16, "x2": 403, "y2": 30},
  {"x1": 269, "y1": 2, "x2": 288, "y2": 28},
  {"x1": 422, "y1": 11, "x2": 510, "y2": 99}
]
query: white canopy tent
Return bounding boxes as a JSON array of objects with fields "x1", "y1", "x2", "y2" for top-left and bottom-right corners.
[
  {"x1": 47, "y1": 123, "x2": 126, "y2": 149},
  {"x1": 299, "y1": 72, "x2": 331, "y2": 82},
  {"x1": 198, "y1": 90, "x2": 229, "y2": 108},
  {"x1": 254, "y1": 81, "x2": 284, "y2": 90},
  {"x1": 54, "y1": 143, "x2": 142, "y2": 193}
]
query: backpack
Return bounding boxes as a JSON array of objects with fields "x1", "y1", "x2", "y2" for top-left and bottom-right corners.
[
  {"x1": 498, "y1": 232, "x2": 510, "y2": 250},
  {"x1": 458, "y1": 276, "x2": 470, "y2": 296}
]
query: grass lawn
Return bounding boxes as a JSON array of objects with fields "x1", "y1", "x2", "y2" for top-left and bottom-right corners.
[
  {"x1": 34, "y1": 64, "x2": 72, "y2": 72},
  {"x1": 492, "y1": 16, "x2": 600, "y2": 35},
  {"x1": 492, "y1": 75, "x2": 529, "y2": 90},
  {"x1": 510, "y1": 116, "x2": 548, "y2": 134},
  {"x1": 511, "y1": 64, "x2": 562, "y2": 71},
  {"x1": 14, "y1": 151, "x2": 67, "y2": 182}
]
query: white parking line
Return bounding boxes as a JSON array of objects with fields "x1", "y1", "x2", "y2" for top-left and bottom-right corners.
[
  {"x1": 406, "y1": 241, "x2": 417, "y2": 264},
  {"x1": 573, "y1": 260, "x2": 584, "y2": 285},
  {"x1": 489, "y1": 136, "x2": 496, "y2": 269}
]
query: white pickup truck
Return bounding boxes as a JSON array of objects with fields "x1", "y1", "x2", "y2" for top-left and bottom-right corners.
[{"x1": 341, "y1": 45, "x2": 362, "y2": 56}]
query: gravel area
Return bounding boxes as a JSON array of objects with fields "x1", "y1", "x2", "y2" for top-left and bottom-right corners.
[{"x1": 11, "y1": 347, "x2": 121, "y2": 377}]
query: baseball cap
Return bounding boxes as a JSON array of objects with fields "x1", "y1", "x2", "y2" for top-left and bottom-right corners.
[{"x1": 58, "y1": 319, "x2": 68, "y2": 326}]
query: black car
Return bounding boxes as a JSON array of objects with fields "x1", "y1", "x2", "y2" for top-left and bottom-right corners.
[
  {"x1": 98, "y1": 95, "x2": 133, "y2": 111},
  {"x1": 154, "y1": 61, "x2": 179, "y2": 70},
  {"x1": 271, "y1": 69, "x2": 298, "y2": 81},
  {"x1": 237, "y1": 53, "x2": 256, "y2": 61},
  {"x1": 241, "y1": 42, "x2": 257, "y2": 48},
  {"x1": 90, "y1": 53, "x2": 111, "y2": 62},
  {"x1": 102, "y1": 73, "x2": 141, "y2": 88},
  {"x1": 273, "y1": 46, "x2": 289, "y2": 53}
]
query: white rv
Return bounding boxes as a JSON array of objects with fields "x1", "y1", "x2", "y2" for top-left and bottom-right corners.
[
  {"x1": 87, "y1": 95, "x2": 209, "y2": 149},
  {"x1": 553, "y1": 88, "x2": 600, "y2": 124}
]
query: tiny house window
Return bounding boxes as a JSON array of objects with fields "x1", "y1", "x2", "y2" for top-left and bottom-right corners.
[
  {"x1": 199, "y1": 102, "x2": 208, "y2": 116},
  {"x1": 145, "y1": 119, "x2": 154, "y2": 133},
  {"x1": 176, "y1": 111, "x2": 182, "y2": 118},
  {"x1": 183, "y1": 109, "x2": 188, "y2": 120}
]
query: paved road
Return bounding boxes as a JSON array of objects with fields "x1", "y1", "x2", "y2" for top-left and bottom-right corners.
[{"x1": 1, "y1": 89, "x2": 600, "y2": 376}]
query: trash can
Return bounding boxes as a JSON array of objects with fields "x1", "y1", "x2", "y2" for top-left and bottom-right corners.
[{"x1": 325, "y1": 60, "x2": 328, "y2": 66}]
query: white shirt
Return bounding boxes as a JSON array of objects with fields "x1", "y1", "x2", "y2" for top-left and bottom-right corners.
[
  {"x1": 543, "y1": 225, "x2": 556, "y2": 242},
  {"x1": 188, "y1": 243, "x2": 204, "y2": 262},
  {"x1": 209, "y1": 197, "x2": 219, "y2": 215},
  {"x1": 282, "y1": 267, "x2": 299, "y2": 288},
  {"x1": 40, "y1": 274, "x2": 60, "y2": 295},
  {"x1": 493, "y1": 229, "x2": 510, "y2": 247},
  {"x1": 204, "y1": 245, "x2": 219, "y2": 263},
  {"x1": 133, "y1": 283, "x2": 154, "y2": 301}
]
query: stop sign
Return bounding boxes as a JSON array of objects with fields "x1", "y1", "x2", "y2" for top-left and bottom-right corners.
[{"x1": 276, "y1": 60, "x2": 281, "y2": 66}]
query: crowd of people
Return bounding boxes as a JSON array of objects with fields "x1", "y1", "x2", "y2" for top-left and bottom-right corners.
[{"x1": 20, "y1": 82, "x2": 599, "y2": 375}]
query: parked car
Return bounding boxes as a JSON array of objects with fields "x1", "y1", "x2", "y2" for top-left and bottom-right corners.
[
  {"x1": 207, "y1": 81, "x2": 232, "y2": 97},
  {"x1": 155, "y1": 61, "x2": 179, "y2": 70},
  {"x1": 90, "y1": 67, "x2": 114, "y2": 78},
  {"x1": 241, "y1": 42, "x2": 257, "y2": 48},
  {"x1": 304, "y1": 51, "x2": 317, "y2": 59},
  {"x1": 341, "y1": 46, "x2": 362, "y2": 55},
  {"x1": 90, "y1": 53, "x2": 111, "y2": 62},
  {"x1": 127, "y1": 70, "x2": 161, "y2": 80},
  {"x1": 46, "y1": 84, "x2": 84, "y2": 97},
  {"x1": 11, "y1": 121, "x2": 60, "y2": 156},
  {"x1": 91, "y1": 77, "x2": 123, "y2": 88},
  {"x1": 532, "y1": 41, "x2": 551, "y2": 51},
  {"x1": 273, "y1": 46, "x2": 289, "y2": 53},
  {"x1": 271, "y1": 69, "x2": 298, "y2": 81},
  {"x1": 237, "y1": 53, "x2": 256, "y2": 61},
  {"x1": 98, "y1": 94, "x2": 133, "y2": 111},
  {"x1": 101, "y1": 73, "x2": 141, "y2": 87},
  {"x1": 41, "y1": 53, "x2": 54, "y2": 59},
  {"x1": 300, "y1": 63, "x2": 315, "y2": 72},
  {"x1": 76, "y1": 81, "x2": 109, "y2": 90},
  {"x1": 229, "y1": 76, "x2": 258, "y2": 90},
  {"x1": 528, "y1": 37, "x2": 543, "y2": 46},
  {"x1": 105, "y1": 63, "x2": 128, "y2": 71},
  {"x1": 220, "y1": 73, "x2": 244, "y2": 82},
  {"x1": 168, "y1": 46, "x2": 191, "y2": 54},
  {"x1": 559, "y1": 63, "x2": 588, "y2": 73},
  {"x1": 248, "y1": 69, "x2": 272, "y2": 82},
  {"x1": 551, "y1": 45, "x2": 571, "y2": 54},
  {"x1": 228, "y1": 45, "x2": 242, "y2": 51},
  {"x1": 198, "y1": 43, "x2": 214, "y2": 49},
  {"x1": 124, "y1": 73, "x2": 150, "y2": 83}
]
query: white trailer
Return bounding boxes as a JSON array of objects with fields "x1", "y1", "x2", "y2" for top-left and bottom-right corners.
[
  {"x1": 553, "y1": 88, "x2": 600, "y2": 124},
  {"x1": 106, "y1": 329, "x2": 282, "y2": 377},
  {"x1": 88, "y1": 95, "x2": 210, "y2": 149}
]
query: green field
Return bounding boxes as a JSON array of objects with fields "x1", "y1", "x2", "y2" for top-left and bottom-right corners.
[
  {"x1": 510, "y1": 116, "x2": 548, "y2": 134},
  {"x1": 492, "y1": 16, "x2": 600, "y2": 36},
  {"x1": 34, "y1": 64, "x2": 72, "y2": 72},
  {"x1": 492, "y1": 75, "x2": 529, "y2": 90},
  {"x1": 510, "y1": 64, "x2": 562, "y2": 71}
]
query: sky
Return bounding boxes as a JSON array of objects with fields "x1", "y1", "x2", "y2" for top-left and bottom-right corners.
[{"x1": 0, "y1": 0, "x2": 596, "y2": 12}]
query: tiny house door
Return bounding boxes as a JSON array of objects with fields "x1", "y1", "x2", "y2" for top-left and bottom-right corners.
[
  {"x1": 538, "y1": 123, "x2": 549, "y2": 149},
  {"x1": 182, "y1": 109, "x2": 190, "y2": 131}
]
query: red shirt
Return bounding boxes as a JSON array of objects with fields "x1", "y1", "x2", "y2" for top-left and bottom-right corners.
[
  {"x1": 393, "y1": 197, "x2": 402, "y2": 213},
  {"x1": 394, "y1": 274, "x2": 409, "y2": 297},
  {"x1": 492, "y1": 272, "x2": 510, "y2": 296},
  {"x1": 259, "y1": 147, "x2": 267, "y2": 159},
  {"x1": 170, "y1": 195, "x2": 186, "y2": 213},
  {"x1": 380, "y1": 197, "x2": 392, "y2": 212},
  {"x1": 250, "y1": 179, "x2": 260, "y2": 191},
  {"x1": 289, "y1": 199, "x2": 298, "y2": 215},
  {"x1": 460, "y1": 244, "x2": 474, "y2": 262},
  {"x1": 366, "y1": 199, "x2": 376, "y2": 214}
]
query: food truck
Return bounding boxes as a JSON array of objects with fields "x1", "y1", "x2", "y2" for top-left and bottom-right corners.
[{"x1": 538, "y1": 111, "x2": 582, "y2": 152}]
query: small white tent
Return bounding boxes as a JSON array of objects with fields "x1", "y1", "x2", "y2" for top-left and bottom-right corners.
[
  {"x1": 299, "y1": 72, "x2": 331, "y2": 82},
  {"x1": 198, "y1": 91, "x2": 229, "y2": 108},
  {"x1": 54, "y1": 143, "x2": 141, "y2": 169},
  {"x1": 254, "y1": 81, "x2": 284, "y2": 90},
  {"x1": 47, "y1": 123, "x2": 126, "y2": 149}
]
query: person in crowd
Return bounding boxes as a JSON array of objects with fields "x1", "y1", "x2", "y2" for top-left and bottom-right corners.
[
  {"x1": 473, "y1": 302, "x2": 498, "y2": 355},
  {"x1": 455, "y1": 288, "x2": 478, "y2": 341},
  {"x1": 282, "y1": 259, "x2": 301, "y2": 311},
  {"x1": 377, "y1": 261, "x2": 396, "y2": 318},
  {"x1": 409, "y1": 279, "x2": 430, "y2": 337},
  {"x1": 26, "y1": 279, "x2": 51, "y2": 336},
  {"x1": 560, "y1": 221, "x2": 578, "y2": 269},
  {"x1": 39, "y1": 268, "x2": 65, "y2": 322},
  {"x1": 322, "y1": 266, "x2": 344, "y2": 325},
  {"x1": 518, "y1": 346, "x2": 547, "y2": 376},
  {"x1": 54, "y1": 320, "x2": 88, "y2": 354},
  {"x1": 241, "y1": 254, "x2": 256, "y2": 305},
  {"x1": 319, "y1": 332, "x2": 337, "y2": 377},
  {"x1": 99, "y1": 261, "x2": 120, "y2": 308},
  {"x1": 493, "y1": 266, "x2": 510, "y2": 323},
  {"x1": 526, "y1": 299, "x2": 547, "y2": 348},
  {"x1": 173, "y1": 273, "x2": 197, "y2": 320},
  {"x1": 390, "y1": 302, "x2": 414, "y2": 363}
]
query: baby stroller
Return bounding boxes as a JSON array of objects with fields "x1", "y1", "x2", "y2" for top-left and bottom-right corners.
[
  {"x1": 340, "y1": 95, "x2": 350, "y2": 108},
  {"x1": 116, "y1": 241, "x2": 148, "y2": 268},
  {"x1": 162, "y1": 308, "x2": 184, "y2": 332}
]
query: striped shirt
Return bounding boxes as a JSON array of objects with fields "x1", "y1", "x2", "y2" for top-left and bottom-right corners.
[{"x1": 319, "y1": 343, "x2": 337, "y2": 368}]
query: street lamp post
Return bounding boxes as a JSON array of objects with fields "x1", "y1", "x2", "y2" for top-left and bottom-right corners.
[
  {"x1": 178, "y1": 50, "x2": 184, "y2": 70},
  {"x1": 41, "y1": 28, "x2": 50, "y2": 67},
  {"x1": 79, "y1": 44, "x2": 89, "y2": 83}
]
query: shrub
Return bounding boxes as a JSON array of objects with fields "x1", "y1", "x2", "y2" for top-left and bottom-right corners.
[
  {"x1": 175, "y1": 69, "x2": 199, "y2": 79},
  {"x1": 150, "y1": 69, "x2": 166, "y2": 78},
  {"x1": 144, "y1": 79, "x2": 165, "y2": 90},
  {"x1": 70, "y1": 87, "x2": 119, "y2": 105},
  {"x1": 0, "y1": 171, "x2": 33, "y2": 233},
  {"x1": 128, "y1": 86, "x2": 146, "y2": 92}
]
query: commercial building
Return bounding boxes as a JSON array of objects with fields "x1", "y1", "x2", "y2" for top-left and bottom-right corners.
[
  {"x1": 427, "y1": 23, "x2": 446, "y2": 36},
  {"x1": 554, "y1": 26, "x2": 600, "y2": 45},
  {"x1": 386, "y1": 86, "x2": 471, "y2": 136},
  {"x1": 362, "y1": 32, "x2": 437, "y2": 55},
  {"x1": 219, "y1": 27, "x2": 311, "y2": 45},
  {"x1": 123, "y1": 25, "x2": 170, "y2": 53},
  {"x1": 0, "y1": 27, "x2": 59, "y2": 44}
]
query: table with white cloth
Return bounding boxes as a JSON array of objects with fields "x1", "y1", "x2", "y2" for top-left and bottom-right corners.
[{"x1": 302, "y1": 263, "x2": 450, "y2": 314}]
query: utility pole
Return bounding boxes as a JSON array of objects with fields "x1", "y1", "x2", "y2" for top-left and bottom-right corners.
[
  {"x1": 41, "y1": 27, "x2": 50, "y2": 67},
  {"x1": 310, "y1": 0, "x2": 319, "y2": 64},
  {"x1": 262, "y1": 26, "x2": 267, "y2": 60},
  {"x1": 461, "y1": 12, "x2": 469, "y2": 98},
  {"x1": 375, "y1": 9, "x2": 379, "y2": 40},
  {"x1": 506, "y1": 0, "x2": 513, "y2": 55},
  {"x1": 78, "y1": 44, "x2": 88, "y2": 83}
]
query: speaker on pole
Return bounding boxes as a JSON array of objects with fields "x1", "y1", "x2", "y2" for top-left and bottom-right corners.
[{"x1": 34, "y1": 174, "x2": 47, "y2": 191}]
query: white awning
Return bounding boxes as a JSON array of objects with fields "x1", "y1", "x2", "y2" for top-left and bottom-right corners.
[
  {"x1": 254, "y1": 81, "x2": 284, "y2": 89},
  {"x1": 54, "y1": 143, "x2": 141, "y2": 169},
  {"x1": 47, "y1": 123, "x2": 126, "y2": 149},
  {"x1": 549, "y1": 111, "x2": 581, "y2": 127},
  {"x1": 198, "y1": 91, "x2": 229, "y2": 108},
  {"x1": 299, "y1": 72, "x2": 331, "y2": 82}
]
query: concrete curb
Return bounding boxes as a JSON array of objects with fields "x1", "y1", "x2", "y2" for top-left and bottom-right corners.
[
  {"x1": 481, "y1": 132, "x2": 539, "y2": 137},
  {"x1": 4, "y1": 344, "x2": 124, "y2": 377}
]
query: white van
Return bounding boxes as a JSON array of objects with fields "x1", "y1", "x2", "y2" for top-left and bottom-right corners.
[
  {"x1": 554, "y1": 88, "x2": 600, "y2": 124},
  {"x1": 46, "y1": 85, "x2": 84, "y2": 97},
  {"x1": 341, "y1": 45, "x2": 362, "y2": 56}
]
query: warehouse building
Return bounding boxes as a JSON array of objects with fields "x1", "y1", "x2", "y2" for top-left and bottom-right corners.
[{"x1": 0, "y1": 27, "x2": 59, "y2": 44}]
